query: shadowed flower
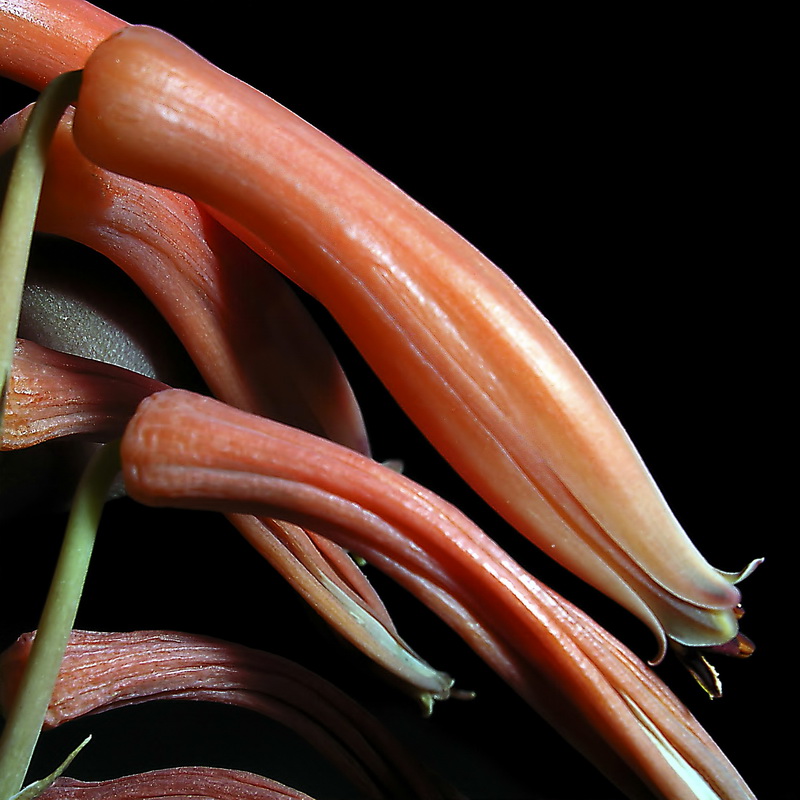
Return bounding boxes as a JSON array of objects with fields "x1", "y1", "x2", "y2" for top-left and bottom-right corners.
[
  {"x1": 0, "y1": 630, "x2": 464, "y2": 800},
  {"x1": 35, "y1": 766, "x2": 318, "y2": 800}
]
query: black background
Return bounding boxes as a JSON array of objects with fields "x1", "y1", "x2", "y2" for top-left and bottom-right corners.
[{"x1": 1, "y1": 3, "x2": 788, "y2": 799}]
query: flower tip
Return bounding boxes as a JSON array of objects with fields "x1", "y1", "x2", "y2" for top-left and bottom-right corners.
[
  {"x1": 671, "y1": 643, "x2": 724, "y2": 699},
  {"x1": 725, "y1": 556, "x2": 764, "y2": 585},
  {"x1": 654, "y1": 559, "x2": 761, "y2": 694},
  {"x1": 671, "y1": 623, "x2": 757, "y2": 699},
  {"x1": 415, "y1": 684, "x2": 475, "y2": 718},
  {"x1": 647, "y1": 628, "x2": 670, "y2": 667},
  {"x1": 650, "y1": 555, "x2": 763, "y2": 666},
  {"x1": 417, "y1": 692, "x2": 436, "y2": 718}
]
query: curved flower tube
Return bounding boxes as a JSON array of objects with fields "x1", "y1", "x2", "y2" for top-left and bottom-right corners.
[
  {"x1": 0, "y1": 630, "x2": 462, "y2": 800},
  {"x1": 0, "y1": 335, "x2": 453, "y2": 705},
  {"x1": 231, "y1": 515, "x2": 456, "y2": 712},
  {"x1": 118, "y1": 388, "x2": 755, "y2": 800},
  {"x1": 34, "y1": 766, "x2": 317, "y2": 800},
  {"x1": 68, "y1": 24, "x2": 759, "y2": 665}
]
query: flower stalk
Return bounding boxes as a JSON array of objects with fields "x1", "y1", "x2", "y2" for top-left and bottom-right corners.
[
  {"x1": 0, "y1": 439, "x2": 120, "y2": 798},
  {"x1": 0, "y1": 69, "x2": 80, "y2": 426}
]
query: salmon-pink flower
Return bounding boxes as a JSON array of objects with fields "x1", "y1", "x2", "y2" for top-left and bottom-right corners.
[
  {"x1": 118, "y1": 388, "x2": 755, "y2": 800},
  {"x1": 65, "y1": 24, "x2": 760, "y2": 672}
]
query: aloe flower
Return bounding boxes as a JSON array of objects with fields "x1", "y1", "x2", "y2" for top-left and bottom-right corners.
[
  {"x1": 66, "y1": 23, "x2": 760, "y2": 674},
  {"x1": 117, "y1": 387, "x2": 755, "y2": 800},
  {"x1": 0, "y1": 2, "x2": 768, "y2": 798}
]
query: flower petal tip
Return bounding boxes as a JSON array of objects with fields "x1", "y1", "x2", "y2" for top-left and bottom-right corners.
[{"x1": 725, "y1": 557, "x2": 764, "y2": 585}]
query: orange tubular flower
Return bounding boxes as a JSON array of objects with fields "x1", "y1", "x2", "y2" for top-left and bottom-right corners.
[
  {"x1": 68, "y1": 24, "x2": 758, "y2": 668},
  {"x1": 118, "y1": 388, "x2": 755, "y2": 800}
]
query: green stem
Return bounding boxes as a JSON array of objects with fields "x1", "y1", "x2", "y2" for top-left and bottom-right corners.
[
  {"x1": 0, "y1": 70, "x2": 82, "y2": 425},
  {"x1": 0, "y1": 440, "x2": 120, "y2": 799}
]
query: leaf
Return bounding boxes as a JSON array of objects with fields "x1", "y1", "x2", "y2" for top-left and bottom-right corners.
[{"x1": 8, "y1": 735, "x2": 91, "y2": 800}]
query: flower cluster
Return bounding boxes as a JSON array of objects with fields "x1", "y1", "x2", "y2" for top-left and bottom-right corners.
[{"x1": 0, "y1": 3, "x2": 760, "y2": 799}]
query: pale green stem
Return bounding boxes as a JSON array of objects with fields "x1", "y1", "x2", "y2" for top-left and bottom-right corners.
[
  {"x1": 0, "y1": 70, "x2": 82, "y2": 424},
  {"x1": 0, "y1": 440, "x2": 120, "y2": 798}
]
